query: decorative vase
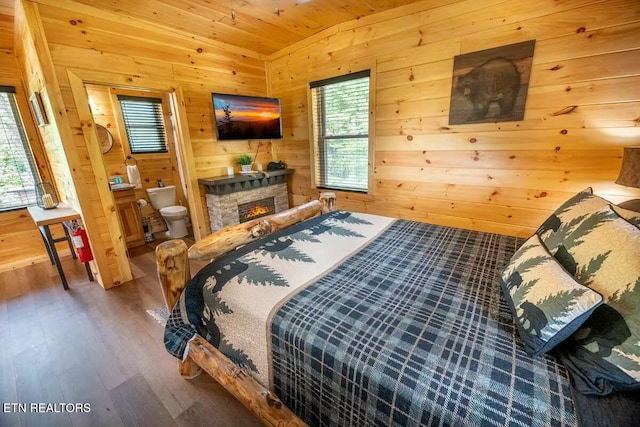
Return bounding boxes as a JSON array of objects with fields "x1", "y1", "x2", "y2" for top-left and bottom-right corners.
[{"x1": 241, "y1": 164, "x2": 252, "y2": 173}]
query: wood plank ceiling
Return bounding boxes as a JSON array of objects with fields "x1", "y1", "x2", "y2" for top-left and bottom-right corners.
[{"x1": 5, "y1": 0, "x2": 423, "y2": 56}]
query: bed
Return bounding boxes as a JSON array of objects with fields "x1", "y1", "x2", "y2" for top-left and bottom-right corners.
[{"x1": 157, "y1": 191, "x2": 639, "y2": 426}]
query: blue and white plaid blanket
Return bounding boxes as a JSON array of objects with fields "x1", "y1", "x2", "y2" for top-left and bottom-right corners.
[{"x1": 165, "y1": 211, "x2": 578, "y2": 426}]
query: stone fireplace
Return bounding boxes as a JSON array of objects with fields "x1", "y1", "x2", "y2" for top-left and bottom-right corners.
[{"x1": 199, "y1": 169, "x2": 292, "y2": 232}]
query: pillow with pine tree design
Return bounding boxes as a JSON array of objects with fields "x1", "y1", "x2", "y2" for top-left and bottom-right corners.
[
  {"x1": 500, "y1": 234, "x2": 603, "y2": 355},
  {"x1": 552, "y1": 205, "x2": 640, "y2": 395},
  {"x1": 536, "y1": 188, "x2": 640, "y2": 254}
]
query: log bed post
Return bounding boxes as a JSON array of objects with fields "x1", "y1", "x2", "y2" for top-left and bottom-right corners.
[
  {"x1": 156, "y1": 239, "x2": 201, "y2": 378},
  {"x1": 319, "y1": 191, "x2": 336, "y2": 213},
  {"x1": 156, "y1": 239, "x2": 190, "y2": 311}
]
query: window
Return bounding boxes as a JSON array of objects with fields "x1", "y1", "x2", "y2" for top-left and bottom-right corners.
[
  {"x1": 117, "y1": 95, "x2": 168, "y2": 154},
  {"x1": 0, "y1": 86, "x2": 40, "y2": 211},
  {"x1": 310, "y1": 70, "x2": 370, "y2": 193}
]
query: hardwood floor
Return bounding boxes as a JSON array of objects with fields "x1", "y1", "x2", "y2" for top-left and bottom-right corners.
[{"x1": 0, "y1": 239, "x2": 262, "y2": 427}]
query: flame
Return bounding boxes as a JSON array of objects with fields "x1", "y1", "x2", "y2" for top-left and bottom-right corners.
[{"x1": 244, "y1": 204, "x2": 270, "y2": 219}]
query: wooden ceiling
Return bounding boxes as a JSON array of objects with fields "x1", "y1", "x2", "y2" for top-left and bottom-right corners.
[{"x1": 0, "y1": 0, "x2": 423, "y2": 56}]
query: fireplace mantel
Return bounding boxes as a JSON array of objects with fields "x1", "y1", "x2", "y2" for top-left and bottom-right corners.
[{"x1": 198, "y1": 169, "x2": 293, "y2": 196}]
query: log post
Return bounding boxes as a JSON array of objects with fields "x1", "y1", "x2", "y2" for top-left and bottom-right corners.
[
  {"x1": 156, "y1": 239, "x2": 201, "y2": 378},
  {"x1": 156, "y1": 239, "x2": 190, "y2": 311},
  {"x1": 319, "y1": 192, "x2": 336, "y2": 214}
]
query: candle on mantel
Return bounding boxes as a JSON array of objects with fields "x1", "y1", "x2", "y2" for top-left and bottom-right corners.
[{"x1": 42, "y1": 193, "x2": 55, "y2": 209}]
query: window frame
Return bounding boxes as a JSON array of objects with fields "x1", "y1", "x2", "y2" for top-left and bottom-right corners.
[
  {"x1": 117, "y1": 94, "x2": 169, "y2": 154},
  {"x1": 307, "y1": 67, "x2": 376, "y2": 195},
  {"x1": 0, "y1": 86, "x2": 43, "y2": 212}
]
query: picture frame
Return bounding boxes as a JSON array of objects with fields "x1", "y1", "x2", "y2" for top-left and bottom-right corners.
[
  {"x1": 29, "y1": 92, "x2": 48, "y2": 126},
  {"x1": 448, "y1": 40, "x2": 535, "y2": 125}
]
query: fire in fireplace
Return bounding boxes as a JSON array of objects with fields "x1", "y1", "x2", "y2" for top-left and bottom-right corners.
[{"x1": 238, "y1": 197, "x2": 276, "y2": 223}]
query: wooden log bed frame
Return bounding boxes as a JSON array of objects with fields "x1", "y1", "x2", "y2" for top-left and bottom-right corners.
[{"x1": 155, "y1": 194, "x2": 336, "y2": 427}]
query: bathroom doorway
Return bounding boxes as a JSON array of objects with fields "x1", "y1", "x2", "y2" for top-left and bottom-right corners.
[
  {"x1": 86, "y1": 85, "x2": 189, "y2": 244},
  {"x1": 67, "y1": 71, "x2": 206, "y2": 288}
]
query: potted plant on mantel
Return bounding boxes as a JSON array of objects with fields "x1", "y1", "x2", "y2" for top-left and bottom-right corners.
[{"x1": 236, "y1": 154, "x2": 253, "y2": 173}]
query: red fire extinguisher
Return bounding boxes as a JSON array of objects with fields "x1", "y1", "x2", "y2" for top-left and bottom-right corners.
[{"x1": 71, "y1": 224, "x2": 94, "y2": 263}]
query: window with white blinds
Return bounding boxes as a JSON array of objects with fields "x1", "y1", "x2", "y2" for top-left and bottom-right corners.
[
  {"x1": 117, "y1": 95, "x2": 168, "y2": 154},
  {"x1": 0, "y1": 86, "x2": 40, "y2": 211},
  {"x1": 310, "y1": 70, "x2": 370, "y2": 193}
]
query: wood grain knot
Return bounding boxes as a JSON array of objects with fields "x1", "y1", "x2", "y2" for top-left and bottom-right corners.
[
  {"x1": 550, "y1": 106, "x2": 577, "y2": 116},
  {"x1": 261, "y1": 391, "x2": 282, "y2": 409}
]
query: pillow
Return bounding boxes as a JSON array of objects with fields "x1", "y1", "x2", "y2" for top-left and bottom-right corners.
[
  {"x1": 552, "y1": 205, "x2": 640, "y2": 291},
  {"x1": 500, "y1": 234, "x2": 603, "y2": 355},
  {"x1": 551, "y1": 205, "x2": 640, "y2": 394},
  {"x1": 537, "y1": 188, "x2": 640, "y2": 254},
  {"x1": 613, "y1": 205, "x2": 640, "y2": 227}
]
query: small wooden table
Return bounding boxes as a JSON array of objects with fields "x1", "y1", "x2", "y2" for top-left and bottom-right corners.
[{"x1": 27, "y1": 204, "x2": 94, "y2": 290}]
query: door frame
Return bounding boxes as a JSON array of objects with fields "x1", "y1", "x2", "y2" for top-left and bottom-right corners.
[{"x1": 67, "y1": 70, "x2": 207, "y2": 284}]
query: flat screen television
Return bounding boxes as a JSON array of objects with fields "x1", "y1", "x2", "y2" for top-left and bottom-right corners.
[{"x1": 211, "y1": 93, "x2": 283, "y2": 141}]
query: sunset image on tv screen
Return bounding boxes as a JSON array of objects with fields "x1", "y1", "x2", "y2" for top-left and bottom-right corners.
[{"x1": 212, "y1": 94, "x2": 282, "y2": 140}]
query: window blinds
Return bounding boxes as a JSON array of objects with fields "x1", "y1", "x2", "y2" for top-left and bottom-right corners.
[
  {"x1": 310, "y1": 71, "x2": 370, "y2": 193},
  {"x1": 117, "y1": 95, "x2": 168, "y2": 154},
  {"x1": 0, "y1": 87, "x2": 40, "y2": 211}
]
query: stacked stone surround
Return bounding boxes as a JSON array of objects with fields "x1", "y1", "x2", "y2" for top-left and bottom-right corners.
[{"x1": 206, "y1": 183, "x2": 289, "y2": 232}]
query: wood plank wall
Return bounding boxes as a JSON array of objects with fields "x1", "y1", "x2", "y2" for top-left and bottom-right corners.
[
  {"x1": 0, "y1": 11, "x2": 62, "y2": 272},
  {"x1": 12, "y1": 0, "x2": 271, "y2": 285},
  {"x1": 35, "y1": 0, "x2": 273, "y2": 238},
  {"x1": 6, "y1": 0, "x2": 639, "y2": 277},
  {"x1": 14, "y1": 0, "x2": 118, "y2": 285},
  {"x1": 268, "y1": 0, "x2": 640, "y2": 237}
]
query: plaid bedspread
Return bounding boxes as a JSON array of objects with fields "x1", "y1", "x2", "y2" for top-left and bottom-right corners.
[{"x1": 165, "y1": 212, "x2": 578, "y2": 426}]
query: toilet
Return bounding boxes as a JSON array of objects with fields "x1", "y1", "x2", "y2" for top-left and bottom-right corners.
[{"x1": 146, "y1": 185, "x2": 189, "y2": 238}]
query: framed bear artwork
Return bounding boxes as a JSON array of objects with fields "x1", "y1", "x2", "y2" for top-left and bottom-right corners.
[{"x1": 448, "y1": 40, "x2": 535, "y2": 125}]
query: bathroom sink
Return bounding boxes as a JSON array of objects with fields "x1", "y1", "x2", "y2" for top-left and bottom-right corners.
[{"x1": 110, "y1": 183, "x2": 136, "y2": 191}]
